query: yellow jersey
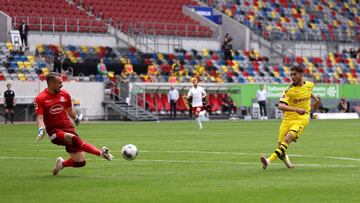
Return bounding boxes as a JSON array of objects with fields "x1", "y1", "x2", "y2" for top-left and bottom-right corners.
[{"x1": 279, "y1": 81, "x2": 314, "y2": 121}]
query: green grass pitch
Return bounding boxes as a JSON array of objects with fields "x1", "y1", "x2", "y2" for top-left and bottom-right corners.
[{"x1": 1, "y1": 119, "x2": 360, "y2": 203}]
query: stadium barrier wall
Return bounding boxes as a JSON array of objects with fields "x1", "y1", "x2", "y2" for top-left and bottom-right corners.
[
  {"x1": 183, "y1": 6, "x2": 221, "y2": 39},
  {"x1": 235, "y1": 84, "x2": 360, "y2": 107},
  {"x1": 0, "y1": 11, "x2": 11, "y2": 43},
  {"x1": 213, "y1": 9, "x2": 250, "y2": 50},
  {"x1": 0, "y1": 81, "x2": 105, "y2": 120},
  {"x1": 28, "y1": 32, "x2": 117, "y2": 52}
]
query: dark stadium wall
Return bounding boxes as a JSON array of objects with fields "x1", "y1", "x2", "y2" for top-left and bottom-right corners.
[
  {"x1": 27, "y1": 33, "x2": 117, "y2": 52},
  {"x1": 0, "y1": 11, "x2": 11, "y2": 43}
]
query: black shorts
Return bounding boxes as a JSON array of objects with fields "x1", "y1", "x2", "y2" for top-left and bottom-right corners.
[{"x1": 4, "y1": 103, "x2": 14, "y2": 110}]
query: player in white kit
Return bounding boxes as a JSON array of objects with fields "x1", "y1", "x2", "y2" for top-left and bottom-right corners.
[{"x1": 187, "y1": 79, "x2": 207, "y2": 129}]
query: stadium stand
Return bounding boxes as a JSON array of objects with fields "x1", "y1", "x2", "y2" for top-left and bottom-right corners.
[
  {"x1": 0, "y1": 0, "x2": 108, "y2": 33},
  {"x1": 214, "y1": 0, "x2": 360, "y2": 42},
  {"x1": 1, "y1": 42, "x2": 359, "y2": 84},
  {"x1": 78, "y1": 0, "x2": 213, "y2": 37},
  {"x1": 0, "y1": 42, "x2": 48, "y2": 81}
]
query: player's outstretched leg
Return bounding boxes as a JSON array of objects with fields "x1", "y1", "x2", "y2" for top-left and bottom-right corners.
[
  {"x1": 53, "y1": 156, "x2": 87, "y2": 176},
  {"x1": 101, "y1": 146, "x2": 113, "y2": 161},
  {"x1": 260, "y1": 141, "x2": 289, "y2": 169}
]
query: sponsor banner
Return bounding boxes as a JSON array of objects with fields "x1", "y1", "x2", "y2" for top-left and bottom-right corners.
[
  {"x1": 315, "y1": 113, "x2": 359, "y2": 119},
  {"x1": 266, "y1": 84, "x2": 338, "y2": 98}
]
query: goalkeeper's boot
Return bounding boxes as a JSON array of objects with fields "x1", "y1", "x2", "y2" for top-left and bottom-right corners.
[
  {"x1": 53, "y1": 157, "x2": 64, "y2": 176},
  {"x1": 260, "y1": 155, "x2": 270, "y2": 169},
  {"x1": 101, "y1": 147, "x2": 113, "y2": 161}
]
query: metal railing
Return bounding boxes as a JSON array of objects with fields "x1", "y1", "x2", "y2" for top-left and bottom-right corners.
[
  {"x1": 12, "y1": 16, "x2": 109, "y2": 34},
  {"x1": 126, "y1": 21, "x2": 216, "y2": 38}
]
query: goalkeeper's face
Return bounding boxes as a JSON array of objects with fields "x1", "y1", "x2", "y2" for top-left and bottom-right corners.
[{"x1": 52, "y1": 76, "x2": 63, "y2": 93}]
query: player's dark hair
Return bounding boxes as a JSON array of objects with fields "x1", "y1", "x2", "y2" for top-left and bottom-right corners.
[
  {"x1": 46, "y1": 72, "x2": 61, "y2": 85},
  {"x1": 290, "y1": 65, "x2": 304, "y2": 73}
]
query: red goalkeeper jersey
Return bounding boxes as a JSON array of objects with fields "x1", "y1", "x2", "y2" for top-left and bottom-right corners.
[{"x1": 34, "y1": 88, "x2": 73, "y2": 129}]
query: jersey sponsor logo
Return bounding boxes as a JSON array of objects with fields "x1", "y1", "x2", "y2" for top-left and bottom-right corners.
[
  {"x1": 293, "y1": 97, "x2": 310, "y2": 104},
  {"x1": 49, "y1": 104, "x2": 64, "y2": 114}
]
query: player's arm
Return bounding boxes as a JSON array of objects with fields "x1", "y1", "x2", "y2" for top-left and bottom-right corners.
[
  {"x1": 13, "y1": 93, "x2": 16, "y2": 106},
  {"x1": 66, "y1": 107, "x2": 81, "y2": 126},
  {"x1": 34, "y1": 98, "x2": 46, "y2": 141},
  {"x1": 186, "y1": 89, "x2": 192, "y2": 100},
  {"x1": 202, "y1": 89, "x2": 207, "y2": 99},
  {"x1": 311, "y1": 94, "x2": 320, "y2": 110},
  {"x1": 3, "y1": 92, "x2": 6, "y2": 107},
  {"x1": 36, "y1": 114, "x2": 46, "y2": 141},
  {"x1": 278, "y1": 102, "x2": 307, "y2": 115}
]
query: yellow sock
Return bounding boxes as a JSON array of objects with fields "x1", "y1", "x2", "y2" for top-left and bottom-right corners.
[{"x1": 268, "y1": 142, "x2": 289, "y2": 162}]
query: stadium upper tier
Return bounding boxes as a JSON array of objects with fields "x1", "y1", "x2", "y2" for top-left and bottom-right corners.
[
  {"x1": 76, "y1": 0, "x2": 213, "y2": 37},
  {"x1": 0, "y1": 0, "x2": 108, "y2": 33},
  {"x1": 214, "y1": 0, "x2": 360, "y2": 42},
  {"x1": 1, "y1": 43, "x2": 359, "y2": 84}
]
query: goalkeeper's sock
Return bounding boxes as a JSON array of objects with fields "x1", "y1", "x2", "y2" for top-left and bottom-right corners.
[
  {"x1": 62, "y1": 158, "x2": 86, "y2": 168},
  {"x1": 62, "y1": 158, "x2": 75, "y2": 167},
  {"x1": 5, "y1": 113, "x2": 8, "y2": 123},
  {"x1": 268, "y1": 142, "x2": 289, "y2": 162},
  {"x1": 71, "y1": 136, "x2": 101, "y2": 156},
  {"x1": 10, "y1": 113, "x2": 14, "y2": 123}
]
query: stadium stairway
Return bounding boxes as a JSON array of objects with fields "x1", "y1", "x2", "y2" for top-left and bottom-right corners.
[
  {"x1": 103, "y1": 101, "x2": 158, "y2": 121},
  {"x1": 102, "y1": 81, "x2": 158, "y2": 121}
]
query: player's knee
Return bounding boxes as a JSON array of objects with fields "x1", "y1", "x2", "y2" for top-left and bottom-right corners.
[
  {"x1": 74, "y1": 160, "x2": 86, "y2": 167},
  {"x1": 284, "y1": 133, "x2": 294, "y2": 143},
  {"x1": 67, "y1": 134, "x2": 81, "y2": 146}
]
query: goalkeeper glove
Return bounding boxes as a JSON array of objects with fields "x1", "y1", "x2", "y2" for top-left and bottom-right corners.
[
  {"x1": 74, "y1": 114, "x2": 83, "y2": 126},
  {"x1": 36, "y1": 127, "x2": 46, "y2": 142}
]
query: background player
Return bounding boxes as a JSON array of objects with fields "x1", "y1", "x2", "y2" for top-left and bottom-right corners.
[
  {"x1": 260, "y1": 66, "x2": 319, "y2": 169},
  {"x1": 186, "y1": 79, "x2": 207, "y2": 129},
  {"x1": 3, "y1": 83, "x2": 16, "y2": 124},
  {"x1": 35, "y1": 72, "x2": 113, "y2": 175}
]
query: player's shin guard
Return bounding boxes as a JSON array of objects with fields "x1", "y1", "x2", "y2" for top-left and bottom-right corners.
[
  {"x1": 268, "y1": 142, "x2": 288, "y2": 162},
  {"x1": 71, "y1": 136, "x2": 101, "y2": 156}
]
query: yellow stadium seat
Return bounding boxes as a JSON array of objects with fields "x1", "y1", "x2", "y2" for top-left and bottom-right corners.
[
  {"x1": 157, "y1": 53, "x2": 164, "y2": 61},
  {"x1": 42, "y1": 68, "x2": 49, "y2": 75},
  {"x1": 18, "y1": 73, "x2": 26, "y2": 81},
  {"x1": 24, "y1": 61, "x2": 32, "y2": 69},
  {"x1": 17, "y1": 61, "x2": 25, "y2": 69},
  {"x1": 108, "y1": 71, "x2": 114, "y2": 78},
  {"x1": 6, "y1": 42, "x2": 13, "y2": 51},
  {"x1": 27, "y1": 55, "x2": 34, "y2": 62},
  {"x1": 201, "y1": 49, "x2": 209, "y2": 57},
  {"x1": 120, "y1": 57, "x2": 127, "y2": 64}
]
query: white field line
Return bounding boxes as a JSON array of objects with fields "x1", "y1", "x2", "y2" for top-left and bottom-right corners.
[
  {"x1": 9, "y1": 149, "x2": 360, "y2": 162},
  {"x1": 140, "y1": 150, "x2": 360, "y2": 162},
  {"x1": 0, "y1": 156, "x2": 358, "y2": 168}
]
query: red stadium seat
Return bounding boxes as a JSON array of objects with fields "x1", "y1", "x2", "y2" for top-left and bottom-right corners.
[{"x1": 161, "y1": 93, "x2": 170, "y2": 111}]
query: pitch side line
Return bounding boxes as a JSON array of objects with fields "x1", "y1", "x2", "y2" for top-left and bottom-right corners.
[{"x1": 0, "y1": 156, "x2": 357, "y2": 168}]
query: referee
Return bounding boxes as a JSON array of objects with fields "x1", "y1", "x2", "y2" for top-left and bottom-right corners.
[{"x1": 3, "y1": 83, "x2": 16, "y2": 124}]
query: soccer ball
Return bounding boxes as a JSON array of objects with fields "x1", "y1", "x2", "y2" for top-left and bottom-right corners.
[{"x1": 121, "y1": 144, "x2": 138, "y2": 161}]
